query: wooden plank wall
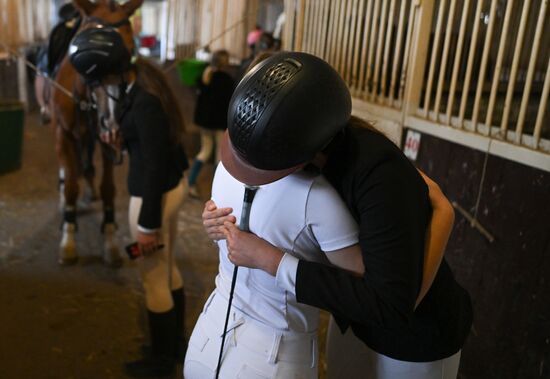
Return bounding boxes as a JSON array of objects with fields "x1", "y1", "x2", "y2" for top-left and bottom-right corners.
[
  {"x1": 196, "y1": 0, "x2": 255, "y2": 59},
  {"x1": 411, "y1": 130, "x2": 550, "y2": 379},
  {"x1": 161, "y1": 0, "x2": 257, "y2": 61},
  {"x1": 0, "y1": 0, "x2": 52, "y2": 49}
]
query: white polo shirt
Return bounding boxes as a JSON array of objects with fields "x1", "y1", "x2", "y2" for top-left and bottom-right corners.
[{"x1": 211, "y1": 163, "x2": 358, "y2": 333}]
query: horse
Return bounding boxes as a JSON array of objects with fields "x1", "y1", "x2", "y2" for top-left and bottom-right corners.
[{"x1": 49, "y1": 0, "x2": 144, "y2": 266}]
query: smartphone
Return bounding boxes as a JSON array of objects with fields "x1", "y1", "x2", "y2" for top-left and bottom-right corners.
[{"x1": 125, "y1": 242, "x2": 165, "y2": 260}]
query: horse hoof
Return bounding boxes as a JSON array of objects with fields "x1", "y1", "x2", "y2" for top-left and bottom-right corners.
[
  {"x1": 59, "y1": 223, "x2": 77, "y2": 265},
  {"x1": 58, "y1": 245, "x2": 78, "y2": 266}
]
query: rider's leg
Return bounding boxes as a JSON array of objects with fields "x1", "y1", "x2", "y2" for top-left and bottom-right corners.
[{"x1": 188, "y1": 129, "x2": 214, "y2": 197}]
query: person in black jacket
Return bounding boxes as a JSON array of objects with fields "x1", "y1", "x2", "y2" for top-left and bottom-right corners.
[
  {"x1": 187, "y1": 50, "x2": 235, "y2": 198},
  {"x1": 116, "y1": 64, "x2": 190, "y2": 377},
  {"x1": 69, "y1": 27, "x2": 190, "y2": 378},
  {"x1": 201, "y1": 56, "x2": 473, "y2": 377}
]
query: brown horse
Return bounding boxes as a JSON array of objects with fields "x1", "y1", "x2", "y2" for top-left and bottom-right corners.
[{"x1": 50, "y1": 0, "x2": 144, "y2": 265}]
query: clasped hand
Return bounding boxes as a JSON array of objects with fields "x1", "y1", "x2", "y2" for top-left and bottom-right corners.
[{"x1": 202, "y1": 200, "x2": 283, "y2": 276}]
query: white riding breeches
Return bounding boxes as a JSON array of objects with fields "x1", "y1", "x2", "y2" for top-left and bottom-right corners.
[
  {"x1": 326, "y1": 317, "x2": 461, "y2": 379},
  {"x1": 184, "y1": 291, "x2": 318, "y2": 379},
  {"x1": 128, "y1": 180, "x2": 187, "y2": 313}
]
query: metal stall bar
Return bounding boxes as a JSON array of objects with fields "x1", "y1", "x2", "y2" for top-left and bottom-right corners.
[
  {"x1": 283, "y1": 0, "x2": 293, "y2": 50},
  {"x1": 423, "y1": 0, "x2": 446, "y2": 118},
  {"x1": 344, "y1": 0, "x2": 360, "y2": 84},
  {"x1": 434, "y1": 0, "x2": 456, "y2": 122},
  {"x1": 500, "y1": 0, "x2": 530, "y2": 135},
  {"x1": 294, "y1": 0, "x2": 306, "y2": 52},
  {"x1": 471, "y1": 0, "x2": 497, "y2": 132},
  {"x1": 389, "y1": 0, "x2": 408, "y2": 107},
  {"x1": 328, "y1": 0, "x2": 342, "y2": 66},
  {"x1": 515, "y1": 0, "x2": 548, "y2": 143},
  {"x1": 302, "y1": 0, "x2": 313, "y2": 52},
  {"x1": 310, "y1": 0, "x2": 320, "y2": 53},
  {"x1": 458, "y1": 0, "x2": 483, "y2": 128},
  {"x1": 324, "y1": 0, "x2": 336, "y2": 61},
  {"x1": 484, "y1": 0, "x2": 514, "y2": 134},
  {"x1": 350, "y1": 0, "x2": 366, "y2": 90},
  {"x1": 533, "y1": 55, "x2": 550, "y2": 149},
  {"x1": 320, "y1": 0, "x2": 330, "y2": 56},
  {"x1": 371, "y1": 0, "x2": 389, "y2": 101},
  {"x1": 334, "y1": 0, "x2": 349, "y2": 73},
  {"x1": 310, "y1": 0, "x2": 321, "y2": 55},
  {"x1": 364, "y1": 0, "x2": 381, "y2": 97},
  {"x1": 356, "y1": 0, "x2": 375, "y2": 96},
  {"x1": 316, "y1": 0, "x2": 329, "y2": 58},
  {"x1": 381, "y1": 0, "x2": 397, "y2": 102},
  {"x1": 398, "y1": 0, "x2": 417, "y2": 104},
  {"x1": 446, "y1": 0, "x2": 470, "y2": 126},
  {"x1": 339, "y1": 0, "x2": 354, "y2": 75}
]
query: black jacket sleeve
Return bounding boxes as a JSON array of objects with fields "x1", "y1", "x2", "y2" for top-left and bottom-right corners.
[
  {"x1": 295, "y1": 157, "x2": 430, "y2": 330},
  {"x1": 134, "y1": 94, "x2": 171, "y2": 230}
]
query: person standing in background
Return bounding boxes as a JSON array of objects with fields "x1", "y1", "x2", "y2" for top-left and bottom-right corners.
[
  {"x1": 188, "y1": 50, "x2": 235, "y2": 198},
  {"x1": 69, "y1": 27, "x2": 190, "y2": 377}
]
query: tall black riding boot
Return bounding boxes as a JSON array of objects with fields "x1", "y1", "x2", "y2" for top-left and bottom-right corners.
[
  {"x1": 172, "y1": 288, "x2": 188, "y2": 361},
  {"x1": 125, "y1": 309, "x2": 176, "y2": 378}
]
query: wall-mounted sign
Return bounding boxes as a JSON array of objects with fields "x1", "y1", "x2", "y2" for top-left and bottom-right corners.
[{"x1": 404, "y1": 130, "x2": 421, "y2": 161}]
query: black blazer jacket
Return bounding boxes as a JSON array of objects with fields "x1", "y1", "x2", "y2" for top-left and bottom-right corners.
[
  {"x1": 116, "y1": 83, "x2": 189, "y2": 230},
  {"x1": 296, "y1": 125, "x2": 472, "y2": 362}
]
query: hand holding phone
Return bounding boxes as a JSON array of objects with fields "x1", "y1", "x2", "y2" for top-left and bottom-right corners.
[{"x1": 125, "y1": 242, "x2": 165, "y2": 260}]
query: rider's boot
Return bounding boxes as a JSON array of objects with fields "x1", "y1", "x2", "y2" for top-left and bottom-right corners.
[{"x1": 125, "y1": 308, "x2": 176, "y2": 378}]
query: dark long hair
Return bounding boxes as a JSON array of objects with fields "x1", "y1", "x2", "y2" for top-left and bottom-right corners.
[
  {"x1": 347, "y1": 115, "x2": 381, "y2": 134},
  {"x1": 134, "y1": 58, "x2": 185, "y2": 144}
]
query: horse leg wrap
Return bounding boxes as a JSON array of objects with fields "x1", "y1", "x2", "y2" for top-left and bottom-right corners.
[
  {"x1": 61, "y1": 208, "x2": 78, "y2": 231},
  {"x1": 101, "y1": 208, "x2": 117, "y2": 233},
  {"x1": 59, "y1": 221, "x2": 78, "y2": 265}
]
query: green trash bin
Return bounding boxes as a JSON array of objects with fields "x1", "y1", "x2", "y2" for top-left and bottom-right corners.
[
  {"x1": 176, "y1": 59, "x2": 208, "y2": 86},
  {"x1": 0, "y1": 100, "x2": 25, "y2": 175}
]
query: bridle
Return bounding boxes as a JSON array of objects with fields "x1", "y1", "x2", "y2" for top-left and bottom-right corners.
[{"x1": 76, "y1": 13, "x2": 133, "y2": 163}]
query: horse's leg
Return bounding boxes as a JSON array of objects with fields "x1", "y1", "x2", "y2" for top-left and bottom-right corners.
[
  {"x1": 100, "y1": 144, "x2": 121, "y2": 267},
  {"x1": 56, "y1": 126, "x2": 80, "y2": 265},
  {"x1": 82, "y1": 128, "x2": 99, "y2": 205}
]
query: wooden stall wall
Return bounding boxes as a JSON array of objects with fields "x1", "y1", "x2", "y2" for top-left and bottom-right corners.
[
  {"x1": 197, "y1": 0, "x2": 256, "y2": 60},
  {"x1": 0, "y1": 0, "x2": 52, "y2": 49},
  {"x1": 411, "y1": 130, "x2": 550, "y2": 379}
]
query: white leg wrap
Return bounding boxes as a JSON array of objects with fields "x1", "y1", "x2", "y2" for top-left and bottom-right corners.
[{"x1": 59, "y1": 222, "x2": 77, "y2": 265}]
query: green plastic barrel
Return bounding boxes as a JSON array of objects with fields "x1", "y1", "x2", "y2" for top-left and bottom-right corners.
[
  {"x1": 0, "y1": 100, "x2": 24, "y2": 175},
  {"x1": 176, "y1": 59, "x2": 208, "y2": 86}
]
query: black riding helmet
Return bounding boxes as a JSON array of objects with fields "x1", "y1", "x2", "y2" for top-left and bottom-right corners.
[
  {"x1": 221, "y1": 52, "x2": 351, "y2": 185},
  {"x1": 58, "y1": 3, "x2": 79, "y2": 22},
  {"x1": 69, "y1": 26, "x2": 132, "y2": 84}
]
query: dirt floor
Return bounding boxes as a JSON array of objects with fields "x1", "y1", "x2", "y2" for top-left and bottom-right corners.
[{"x1": 0, "y1": 111, "x2": 329, "y2": 379}]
